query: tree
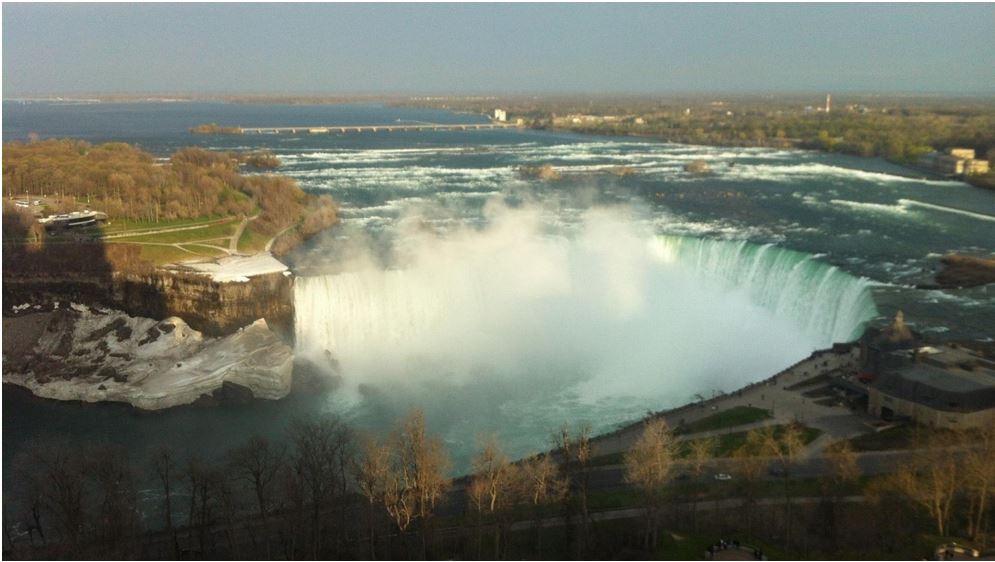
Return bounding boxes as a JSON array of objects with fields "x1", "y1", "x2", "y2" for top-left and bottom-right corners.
[
  {"x1": 354, "y1": 436, "x2": 393, "y2": 559},
  {"x1": 150, "y1": 447, "x2": 182, "y2": 558},
  {"x1": 732, "y1": 429, "x2": 767, "y2": 538},
  {"x1": 89, "y1": 446, "x2": 141, "y2": 557},
  {"x1": 893, "y1": 431, "x2": 960, "y2": 537},
  {"x1": 390, "y1": 410, "x2": 450, "y2": 558},
  {"x1": 624, "y1": 418, "x2": 678, "y2": 549},
  {"x1": 227, "y1": 435, "x2": 286, "y2": 519},
  {"x1": 288, "y1": 414, "x2": 353, "y2": 558},
  {"x1": 555, "y1": 424, "x2": 594, "y2": 557},
  {"x1": 962, "y1": 417, "x2": 995, "y2": 544},
  {"x1": 520, "y1": 454, "x2": 566, "y2": 557},
  {"x1": 686, "y1": 435, "x2": 717, "y2": 530},
  {"x1": 761, "y1": 423, "x2": 806, "y2": 547},
  {"x1": 821, "y1": 440, "x2": 861, "y2": 542},
  {"x1": 469, "y1": 434, "x2": 524, "y2": 559}
]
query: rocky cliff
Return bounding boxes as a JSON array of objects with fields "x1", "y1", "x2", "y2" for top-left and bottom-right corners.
[
  {"x1": 3, "y1": 268, "x2": 294, "y2": 339},
  {"x1": 117, "y1": 270, "x2": 294, "y2": 338}
]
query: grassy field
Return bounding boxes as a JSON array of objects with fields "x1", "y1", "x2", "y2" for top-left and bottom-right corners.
[
  {"x1": 108, "y1": 243, "x2": 224, "y2": 264},
  {"x1": 108, "y1": 220, "x2": 237, "y2": 244},
  {"x1": 677, "y1": 406, "x2": 773, "y2": 434},
  {"x1": 237, "y1": 223, "x2": 270, "y2": 253},
  {"x1": 100, "y1": 215, "x2": 229, "y2": 235},
  {"x1": 589, "y1": 424, "x2": 823, "y2": 468}
]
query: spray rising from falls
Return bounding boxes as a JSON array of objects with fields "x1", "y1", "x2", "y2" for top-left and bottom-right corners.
[{"x1": 294, "y1": 207, "x2": 877, "y2": 406}]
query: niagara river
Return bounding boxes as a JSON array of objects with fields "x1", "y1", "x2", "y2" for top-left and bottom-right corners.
[{"x1": 4, "y1": 101, "x2": 994, "y2": 493}]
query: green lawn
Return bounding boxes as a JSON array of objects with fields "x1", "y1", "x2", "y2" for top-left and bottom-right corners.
[
  {"x1": 588, "y1": 424, "x2": 823, "y2": 468},
  {"x1": 847, "y1": 423, "x2": 966, "y2": 452},
  {"x1": 113, "y1": 243, "x2": 220, "y2": 265},
  {"x1": 695, "y1": 425, "x2": 822, "y2": 458},
  {"x1": 100, "y1": 215, "x2": 228, "y2": 235},
  {"x1": 677, "y1": 406, "x2": 773, "y2": 435},
  {"x1": 237, "y1": 224, "x2": 270, "y2": 253},
  {"x1": 111, "y1": 221, "x2": 237, "y2": 244}
]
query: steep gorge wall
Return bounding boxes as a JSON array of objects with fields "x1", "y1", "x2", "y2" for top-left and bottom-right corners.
[
  {"x1": 3, "y1": 271, "x2": 294, "y2": 339},
  {"x1": 117, "y1": 271, "x2": 294, "y2": 338}
]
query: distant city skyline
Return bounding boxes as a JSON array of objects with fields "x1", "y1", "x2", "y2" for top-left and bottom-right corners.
[{"x1": 3, "y1": 3, "x2": 994, "y2": 96}]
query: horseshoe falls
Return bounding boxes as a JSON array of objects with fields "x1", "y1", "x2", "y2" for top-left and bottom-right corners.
[{"x1": 294, "y1": 212, "x2": 877, "y2": 422}]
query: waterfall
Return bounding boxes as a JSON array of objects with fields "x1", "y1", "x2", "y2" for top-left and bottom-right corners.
[
  {"x1": 647, "y1": 236, "x2": 878, "y2": 345},
  {"x1": 294, "y1": 235, "x2": 877, "y2": 381}
]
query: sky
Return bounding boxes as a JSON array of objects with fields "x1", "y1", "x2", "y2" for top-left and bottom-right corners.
[{"x1": 3, "y1": 3, "x2": 994, "y2": 96}]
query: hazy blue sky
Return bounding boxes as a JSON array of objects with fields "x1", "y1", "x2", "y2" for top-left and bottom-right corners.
[{"x1": 3, "y1": 3, "x2": 994, "y2": 96}]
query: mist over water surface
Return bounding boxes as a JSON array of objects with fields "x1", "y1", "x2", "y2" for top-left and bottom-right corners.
[{"x1": 293, "y1": 203, "x2": 876, "y2": 459}]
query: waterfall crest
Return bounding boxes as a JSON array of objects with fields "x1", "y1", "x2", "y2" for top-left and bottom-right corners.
[{"x1": 295, "y1": 233, "x2": 877, "y2": 390}]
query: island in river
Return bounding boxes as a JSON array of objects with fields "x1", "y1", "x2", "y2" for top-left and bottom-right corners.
[{"x1": 2, "y1": 140, "x2": 337, "y2": 409}]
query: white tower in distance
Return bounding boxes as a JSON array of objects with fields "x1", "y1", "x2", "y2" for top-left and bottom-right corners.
[{"x1": 825, "y1": 94, "x2": 832, "y2": 113}]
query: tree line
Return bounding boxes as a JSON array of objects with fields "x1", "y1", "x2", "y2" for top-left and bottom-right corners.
[
  {"x1": 2, "y1": 140, "x2": 334, "y2": 236},
  {"x1": 6, "y1": 412, "x2": 994, "y2": 560}
]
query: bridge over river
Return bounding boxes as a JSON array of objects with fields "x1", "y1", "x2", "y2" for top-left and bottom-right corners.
[{"x1": 236, "y1": 122, "x2": 519, "y2": 135}]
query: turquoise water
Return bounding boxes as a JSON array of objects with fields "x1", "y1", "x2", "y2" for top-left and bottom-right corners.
[{"x1": 3, "y1": 101, "x2": 993, "y2": 483}]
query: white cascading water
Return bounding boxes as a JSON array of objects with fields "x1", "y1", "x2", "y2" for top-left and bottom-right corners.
[
  {"x1": 648, "y1": 236, "x2": 878, "y2": 345},
  {"x1": 293, "y1": 208, "x2": 878, "y2": 406}
]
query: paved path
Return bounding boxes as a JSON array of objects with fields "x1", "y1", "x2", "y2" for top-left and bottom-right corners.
[
  {"x1": 509, "y1": 495, "x2": 866, "y2": 531},
  {"x1": 229, "y1": 214, "x2": 259, "y2": 255},
  {"x1": 264, "y1": 224, "x2": 298, "y2": 253}
]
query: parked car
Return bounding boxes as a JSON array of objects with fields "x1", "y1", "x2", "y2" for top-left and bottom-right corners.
[
  {"x1": 768, "y1": 465, "x2": 787, "y2": 477},
  {"x1": 713, "y1": 473, "x2": 732, "y2": 481}
]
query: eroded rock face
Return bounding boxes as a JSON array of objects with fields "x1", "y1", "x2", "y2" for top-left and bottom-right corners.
[{"x1": 2, "y1": 306, "x2": 293, "y2": 410}]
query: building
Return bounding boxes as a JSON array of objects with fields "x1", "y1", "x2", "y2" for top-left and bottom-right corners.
[
  {"x1": 493, "y1": 109, "x2": 507, "y2": 122},
  {"x1": 38, "y1": 210, "x2": 108, "y2": 232},
  {"x1": 918, "y1": 147, "x2": 991, "y2": 177},
  {"x1": 867, "y1": 344, "x2": 995, "y2": 429}
]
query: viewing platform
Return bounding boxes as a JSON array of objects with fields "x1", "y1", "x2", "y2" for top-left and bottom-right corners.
[{"x1": 235, "y1": 122, "x2": 519, "y2": 135}]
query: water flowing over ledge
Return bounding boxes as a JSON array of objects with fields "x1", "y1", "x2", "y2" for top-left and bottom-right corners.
[
  {"x1": 293, "y1": 233, "x2": 877, "y2": 399},
  {"x1": 648, "y1": 236, "x2": 878, "y2": 346}
]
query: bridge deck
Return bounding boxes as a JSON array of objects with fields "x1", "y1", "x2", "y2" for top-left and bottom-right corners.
[{"x1": 235, "y1": 123, "x2": 518, "y2": 135}]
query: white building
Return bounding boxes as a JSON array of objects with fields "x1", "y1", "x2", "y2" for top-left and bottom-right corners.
[{"x1": 493, "y1": 109, "x2": 507, "y2": 122}]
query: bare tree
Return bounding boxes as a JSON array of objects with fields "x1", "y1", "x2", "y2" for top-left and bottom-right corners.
[
  {"x1": 89, "y1": 446, "x2": 141, "y2": 557},
  {"x1": 354, "y1": 435, "x2": 393, "y2": 559},
  {"x1": 470, "y1": 434, "x2": 523, "y2": 559},
  {"x1": 555, "y1": 424, "x2": 593, "y2": 557},
  {"x1": 227, "y1": 435, "x2": 286, "y2": 519},
  {"x1": 521, "y1": 454, "x2": 566, "y2": 557},
  {"x1": 761, "y1": 423, "x2": 805, "y2": 547},
  {"x1": 821, "y1": 440, "x2": 861, "y2": 542},
  {"x1": 732, "y1": 429, "x2": 767, "y2": 539},
  {"x1": 893, "y1": 431, "x2": 960, "y2": 537},
  {"x1": 686, "y1": 435, "x2": 716, "y2": 531},
  {"x1": 391, "y1": 409, "x2": 450, "y2": 559},
  {"x1": 964, "y1": 416, "x2": 995, "y2": 545},
  {"x1": 33, "y1": 442, "x2": 88, "y2": 552},
  {"x1": 185, "y1": 457, "x2": 221, "y2": 555},
  {"x1": 288, "y1": 414, "x2": 353, "y2": 558},
  {"x1": 624, "y1": 418, "x2": 679, "y2": 549},
  {"x1": 151, "y1": 446, "x2": 180, "y2": 558}
]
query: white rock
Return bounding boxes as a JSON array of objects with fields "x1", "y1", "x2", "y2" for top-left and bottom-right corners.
[{"x1": 3, "y1": 309, "x2": 294, "y2": 411}]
